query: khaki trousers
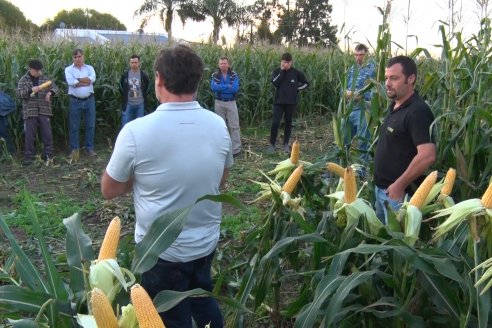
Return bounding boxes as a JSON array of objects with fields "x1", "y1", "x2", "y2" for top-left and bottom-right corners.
[{"x1": 214, "y1": 100, "x2": 241, "y2": 154}]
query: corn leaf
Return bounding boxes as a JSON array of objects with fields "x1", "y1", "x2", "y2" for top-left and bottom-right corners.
[{"x1": 63, "y1": 213, "x2": 94, "y2": 293}]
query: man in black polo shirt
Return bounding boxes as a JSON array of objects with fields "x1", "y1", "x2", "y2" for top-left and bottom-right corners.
[{"x1": 374, "y1": 56, "x2": 436, "y2": 223}]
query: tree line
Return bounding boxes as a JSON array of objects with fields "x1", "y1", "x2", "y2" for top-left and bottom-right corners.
[{"x1": 0, "y1": 0, "x2": 337, "y2": 47}]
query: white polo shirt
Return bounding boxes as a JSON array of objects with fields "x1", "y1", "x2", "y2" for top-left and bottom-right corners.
[{"x1": 106, "y1": 101, "x2": 233, "y2": 262}]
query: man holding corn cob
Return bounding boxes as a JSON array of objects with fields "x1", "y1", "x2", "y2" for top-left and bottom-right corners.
[
  {"x1": 16, "y1": 59, "x2": 59, "y2": 165},
  {"x1": 374, "y1": 56, "x2": 436, "y2": 223},
  {"x1": 64, "y1": 48, "x2": 97, "y2": 159},
  {"x1": 101, "y1": 45, "x2": 232, "y2": 328},
  {"x1": 344, "y1": 43, "x2": 375, "y2": 165}
]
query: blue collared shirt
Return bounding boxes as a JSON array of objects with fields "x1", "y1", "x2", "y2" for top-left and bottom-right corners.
[
  {"x1": 64, "y1": 63, "x2": 96, "y2": 98},
  {"x1": 347, "y1": 60, "x2": 376, "y2": 110}
]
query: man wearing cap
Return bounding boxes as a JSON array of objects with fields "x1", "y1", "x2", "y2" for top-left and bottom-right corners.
[
  {"x1": 16, "y1": 59, "x2": 59, "y2": 165},
  {"x1": 64, "y1": 48, "x2": 97, "y2": 159}
]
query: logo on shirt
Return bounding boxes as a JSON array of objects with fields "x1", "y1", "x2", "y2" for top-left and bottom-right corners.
[{"x1": 387, "y1": 127, "x2": 394, "y2": 133}]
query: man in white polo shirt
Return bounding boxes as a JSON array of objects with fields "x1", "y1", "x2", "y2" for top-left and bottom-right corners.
[{"x1": 101, "y1": 45, "x2": 232, "y2": 328}]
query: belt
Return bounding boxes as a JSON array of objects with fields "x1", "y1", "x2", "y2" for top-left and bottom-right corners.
[
  {"x1": 216, "y1": 98, "x2": 235, "y2": 102},
  {"x1": 70, "y1": 94, "x2": 93, "y2": 101}
]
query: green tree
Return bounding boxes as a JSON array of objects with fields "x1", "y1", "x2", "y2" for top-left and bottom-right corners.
[
  {"x1": 41, "y1": 9, "x2": 126, "y2": 30},
  {"x1": 135, "y1": 0, "x2": 192, "y2": 43},
  {"x1": 229, "y1": 3, "x2": 255, "y2": 44},
  {"x1": 0, "y1": 0, "x2": 36, "y2": 32},
  {"x1": 178, "y1": 0, "x2": 236, "y2": 45},
  {"x1": 277, "y1": 0, "x2": 337, "y2": 46}
]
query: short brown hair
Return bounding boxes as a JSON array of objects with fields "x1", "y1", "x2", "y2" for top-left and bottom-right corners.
[{"x1": 154, "y1": 45, "x2": 204, "y2": 95}]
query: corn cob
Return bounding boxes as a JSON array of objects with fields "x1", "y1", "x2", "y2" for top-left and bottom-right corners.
[
  {"x1": 131, "y1": 284, "x2": 165, "y2": 328},
  {"x1": 30, "y1": 80, "x2": 52, "y2": 97},
  {"x1": 98, "y1": 216, "x2": 121, "y2": 260},
  {"x1": 344, "y1": 167, "x2": 357, "y2": 204},
  {"x1": 409, "y1": 171, "x2": 438, "y2": 209},
  {"x1": 290, "y1": 138, "x2": 300, "y2": 165},
  {"x1": 91, "y1": 288, "x2": 118, "y2": 328},
  {"x1": 326, "y1": 162, "x2": 345, "y2": 178},
  {"x1": 481, "y1": 182, "x2": 492, "y2": 209},
  {"x1": 440, "y1": 168, "x2": 456, "y2": 196},
  {"x1": 282, "y1": 164, "x2": 304, "y2": 195}
]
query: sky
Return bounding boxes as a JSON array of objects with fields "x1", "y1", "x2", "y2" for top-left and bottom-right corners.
[{"x1": 6, "y1": 0, "x2": 487, "y2": 54}]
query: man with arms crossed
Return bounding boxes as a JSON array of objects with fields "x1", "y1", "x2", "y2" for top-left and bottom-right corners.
[
  {"x1": 101, "y1": 45, "x2": 232, "y2": 328},
  {"x1": 211, "y1": 56, "x2": 241, "y2": 157},
  {"x1": 374, "y1": 56, "x2": 436, "y2": 223},
  {"x1": 64, "y1": 48, "x2": 97, "y2": 159}
]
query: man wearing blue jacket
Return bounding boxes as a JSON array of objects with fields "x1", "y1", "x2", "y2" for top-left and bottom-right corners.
[{"x1": 211, "y1": 56, "x2": 241, "y2": 157}]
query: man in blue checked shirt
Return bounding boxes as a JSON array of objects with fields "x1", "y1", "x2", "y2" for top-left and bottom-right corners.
[{"x1": 345, "y1": 43, "x2": 376, "y2": 164}]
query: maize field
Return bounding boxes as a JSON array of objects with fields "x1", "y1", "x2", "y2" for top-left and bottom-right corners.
[{"x1": 1, "y1": 16, "x2": 492, "y2": 328}]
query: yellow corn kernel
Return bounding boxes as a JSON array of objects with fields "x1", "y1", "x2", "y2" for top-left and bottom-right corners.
[
  {"x1": 98, "y1": 217, "x2": 121, "y2": 261},
  {"x1": 326, "y1": 162, "x2": 345, "y2": 178},
  {"x1": 440, "y1": 168, "x2": 456, "y2": 196},
  {"x1": 282, "y1": 164, "x2": 304, "y2": 195},
  {"x1": 343, "y1": 167, "x2": 357, "y2": 204},
  {"x1": 290, "y1": 138, "x2": 300, "y2": 165},
  {"x1": 481, "y1": 182, "x2": 492, "y2": 209},
  {"x1": 409, "y1": 171, "x2": 438, "y2": 209},
  {"x1": 131, "y1": 284, "x2": 165, "y2": 328},
  {"x1": 91, "y1": 288, "x2": 118, "y2": 328}
]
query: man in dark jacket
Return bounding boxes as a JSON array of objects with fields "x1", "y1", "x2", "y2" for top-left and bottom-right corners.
[
  {"x1": 119, "y1": 55, "x2": 150, "y2": 128},
  {"x1": 268, "y1": 53, "x2": 309, "y2": 153}
]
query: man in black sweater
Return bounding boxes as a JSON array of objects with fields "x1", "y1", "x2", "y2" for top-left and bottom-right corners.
[{"x1": 268, "y1": 53, "x2": 309, "y2": 153}]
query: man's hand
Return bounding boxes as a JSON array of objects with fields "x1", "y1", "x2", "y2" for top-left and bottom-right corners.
[
  {"x1": 78, "y1": 77, "x2": 91, "y2": 85},
  {"x1": 31, "y1": 86, "x2": 42, "y2": 93},
  {"x1": 280, "y1": 62, "x2": 285, "y2": 70},
  {"x1": 385, "y1": 183, "x2": 405, "y2": 203},
  {"x1": 45, "y1": 92, "x2": 52, "y2": 102}
]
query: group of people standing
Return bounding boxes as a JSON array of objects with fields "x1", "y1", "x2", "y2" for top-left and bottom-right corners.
[
  {"x1": 1, "y1": 49, "x2": 150, "y2": 164},
  {"x1": 0, "y1": 43, "x2": 437, "y2": 327}
]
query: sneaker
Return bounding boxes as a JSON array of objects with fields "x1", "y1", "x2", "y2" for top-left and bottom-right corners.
[
  {"x1": 266, "y1": 144, "x2": 276, "y2": 153},
  {"x1": 69, "y1": 149, "x2": 80, "y2": 162},
  {"x1": 283, "y1": 144, "x2": 290, "y2": 153},
  {"x1": 86, "y1": 149, "x2": 97, "y2": 157}
]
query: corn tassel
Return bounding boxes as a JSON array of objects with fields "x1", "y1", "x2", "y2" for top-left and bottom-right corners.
[
  {"x1": 131, "y1": 284, "x2": 165, "y2": 328},
  {"x1": 326, "y1": 162, "x2": 345, "y2": 178},
  {"x1": 290, "y1": 138, "x2": 300, "y2": 165},
  {"x1": 481, "y1": 182, "x2": 492, "y2": 209},
  {"x1": 440, "y1": 168, "x2": 456, "y2": 196},
  {"x1": 282, "y1": 164, "x2": 304, "y2": 195},
  {"x1": 91, "y1": 288, "x2": 118, "y2": 328},
  {"x1": 409, "y1": 171, "x2": 438, "y2": 209},
  {"x1": 344, "y1": 167, "x2": 357, "y2": 204},
  {"x1": 98, "y1": 216, "x2": 121, "y2": 260}
]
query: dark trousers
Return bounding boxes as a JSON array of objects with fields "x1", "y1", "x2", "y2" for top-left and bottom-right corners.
[
  {"x1": 0, "y1": 116, "x2": 14, "y2": 154},
  {"x1": 270, "y1": 104, "x2": 296, "y2": 146},
  {"x1": 24, "y1": 115, "x2": 53, "y2": 159},
  {"x1": 141, "y1": 251, "x2": 223, "y2": 328}
]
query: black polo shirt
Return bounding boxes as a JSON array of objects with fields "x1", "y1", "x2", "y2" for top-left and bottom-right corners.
[{"x1": 374, "y1": 91, "x2": 435, "y2": 194}]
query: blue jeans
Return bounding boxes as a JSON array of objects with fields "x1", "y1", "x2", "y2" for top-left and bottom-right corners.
[
  {"x1": 346, "y1": 109, "x2": 370, "y2": 163},
  {"x1": 375, "y1": 185, "x2": 404, "y2": 225},
  {"x1": 69, "y1": 95, "x2": 96, "y2": 151},
  {"x1": 121, "y1": 102, "x2": 144, "y2": 128},
  {"x1": 141, "y1": 251, "x2": 223, "y2": 328}
]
